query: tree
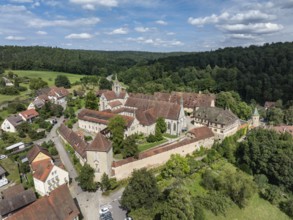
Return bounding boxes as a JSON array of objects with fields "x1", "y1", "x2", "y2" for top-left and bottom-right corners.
[
  {"x1": 100, "y1": 173, "x2": 111, "y2": 192},
  {"x1": 55, "y1": 75, "x2": 71, "y2": 88},
  {"x1": 280, "y1": 199, "x2": 293, "y2": 218},
  {"x1": 76, "y1": 164, "x2": 98, "y2": 191},
  {"x1": 121, "y1": 168, "x2": 159, "y2": 210},
  {"x1": 29, "y1": 78, "x2": 48, "y2": 90},
  {"x1": 285, "y1": 106, "x2": 293, "y2": 125},
  {"x1": 156, "y1": 117, "x2": 167, "y2": 133},
  {"x1": 84, "y1": 91, "x2": 98, "y2": 110},
  {"x1": 122, "y1": 135, "x2": 138, "y2": 159},
  {"x1": 99, "y1": 77, "x2": 112, "y2": 90},
  {"x1": 267, "y1": 107, "x2": 284, "y2": 125},
  {"x1": 161, "y1": 154, "x2": 190, "y2": 178},
  {"x1": 108, "y1": 115, "x2": 126, "y2": 154}
]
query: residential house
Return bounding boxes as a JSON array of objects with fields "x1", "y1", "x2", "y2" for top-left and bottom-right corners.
[
  {"x1": 58, "y1": 124, "x2": 113, "y2": 182},
  {"x1": 27, "y1": 145, "x2": 69, "y2": 196},
  {"x1": 264, "y1": 101, "x2": 276, "y2": 110},
  {"x1": 2, "y1": 77, "x2": 13, "y2": 87},
  {"x1": 27, "y1": 95, "x2": 48, "y2": 110},
  {"x1": 36, "y1": 86, "x2": 69, "y2": 105},
  {"x1": 7, "y1": 184, "x2": 80, "y2": 220},
  {"x1": 0, "y1": 184, "x2": 36, "y2": 218},
  {"x1": 0, "y1": 165, "x2": 8, "y2": 188},
  {"x1": 193, "y1": 107, "x2": 240, "y2": 140},
  {"x1": 19, "y1": 109, "x2": 39, "y2": 123},
  {"x1": 1, "y1": 114, "x2": 24, "y2": 133},
  {"x1": 187, "y1": 126, "x2": 214, "y2": 140}
]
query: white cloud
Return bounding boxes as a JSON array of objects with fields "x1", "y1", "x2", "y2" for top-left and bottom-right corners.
[
  {"x1": 135, "y1": 27, "x2": 150, "y2": 33},
  {"x1": 69, "y1": 0, "x2": 118, "y2": 8},
  {"x1": 228, "y1": 34, "x2": 256, "y2": 40},
  {"x1": 127, "y1": 37, "x2": 183, "y2": 47},
  {"x1": 166, "y1": 32, "x2": 175, "y2": 35},
  {"x1": 32, "y1": 1, "x2": 40, "y2": 8},
  {"x1": 36, "y1": 30, "x2": 47, "y2": 35},
  {"x1": 82, "y1": 4, "x2": 96, "y2": 10},
  {"x1": 188, "y1": 10, "x2": 274, "y2": 26},
  {"x1": 0, "y1": 4, "x2": 27, "y2": 12},
  {"x1": 156, "y1": 20, "x2": 167, "y2": 25},
  {"x1": 5, "y1": 35, "x2": 26, "y2": 41},
  {"x1": 28, "y1": 17, "x2": 100, "y2": 28},
  {"x1": 108, "y1": 27, "x2": 129, "y2": 35},
  {"x1": 65, "y1": 33, "x2": 94, "y2": 39},
  {"x1": 220, "y1": 23, "x2": 283, "y2": 34},
  {"x1": 9, "y1": 0, "x2": 33, "y2": 3}
]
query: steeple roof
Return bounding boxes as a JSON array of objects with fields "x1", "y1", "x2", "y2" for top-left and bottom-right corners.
[{"x1": 253, "y1": 107, "x2": 259, "y2": 116}]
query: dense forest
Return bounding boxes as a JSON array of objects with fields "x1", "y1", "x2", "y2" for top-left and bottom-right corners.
[
  {"x1": 119, "y1": 42, "x2": 293, "y2": 104},
  {"x1": 0, "y1": 46, "x2": 186, "y2": 75},
  {"x1": 0, "y1": 42, "x2": 292, "y2": 104}
]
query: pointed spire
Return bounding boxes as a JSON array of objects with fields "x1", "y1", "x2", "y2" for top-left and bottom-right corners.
[{"x1": 253, "y1": 107, "x2": 259, "y2": 116}]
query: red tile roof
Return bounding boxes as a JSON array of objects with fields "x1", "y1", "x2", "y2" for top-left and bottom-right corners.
[
  {"x1": 102, "y1": 90, "x2": 127, "y2": 101},
  {"x1": 48, "y1": 86, "x2": 69, "y2": 98},
  {"x1": 32, "y1": 159, "x2": 54, "y2": 182},
  {"x1": 130, "y1": 92, "x2": 215, "y2": 108},
  {"x1": 264, "y1": 101, "x2": 276, "y2": 109},
  {"x1": 125, "y1": 97, "x2": 181, "y2": 121},
  {"x1": 27, "y1": 145, "x2": 51, "y2": 164},
  {"x1": 87, "y1": 132, "x2": 112, "y2": 152},
  {"x1": 19, "y1": 109, "x2": 39, "y2": 120},
  {"x1": 270, "y1": 126, "x2": 293, "y2": 136},
  {"x1": 108, "y1": 100, "x2": 122, "y2": 108},
  {"x1": 58, "y1": 124, "x2": 87, "y2": 158},
  {"x1": 7, "y1": 184, "x2": 80, "y2": 220},
  {"x1": 78, "y1": 108, "x2": 134, "y2": 128},
  {"x1": 188, "y1": 126, "x2": 214, "y2": 139}
]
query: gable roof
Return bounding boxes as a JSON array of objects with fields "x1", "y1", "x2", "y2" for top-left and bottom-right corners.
[
  {"x1": 125, "y1": 97, "x2": 181, "y2": 121},
  {"x1": 130, "y1": 92, "x2": 215, "y2": 108},
  {"x1": 194, "y1": 107, "x2": 239, "y2": 125},
  {"x1": 27, "y1": 145, "x2": 51, "y2": 164},
  {"x1": 6, "y1": 114, "x2": 24, "y2": 127},
  {"x1": 188, "y1": 126, "x2": 214, "y2": 139},
  {"x1": 102, "y1": 90, "x2": 127, "y2": 101},
  {"x1": 2, "y1": 184, "x2": 24, "y2": 199},
  {"x1": 32, "y1": 159, "x2": 54, "y2": 182},
  {"x1": 19, "y1": 109, "x2": 39, "y2": 120},
  {"x1": 7, "y1": 184, "x2": 80, "y2": 220},
  {"x1": 48, "y1": 86, "x2": 69, "y2": 98},
  {"x1": 87, "y1": 132, "x2": 112, "y2": 152},
  {"x1": 58, "y1": 124, "x2": 87, "y2": 158},
  {"x1": 0, "y1": 188, "x2": 36, "y2": 217},
  {"x1": 264, "y1": 101, "x2": 276, "y2": 109},
  {"x1": 78, "y1": 108, "x2": 134, "y2": 128},
  {"x1": 108, "y1": 100, "x2": 122, "y2": 108}
]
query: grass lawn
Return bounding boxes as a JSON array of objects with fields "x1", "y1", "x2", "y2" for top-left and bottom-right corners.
[
  {"x1": 0, "y1": 158, "x2": 20, "y2": 184},
  {"x1": 163, "y1": 133, "x2": 178, "y2": 139},
  {"x1": 0, "y1": 70, "x2": 85, "y2": 105},
  {"x1": 205, "y1": 194, "x2": 290, "y2": 220},
  {"x1": 138, "y1": 139, "x2": 168, "y2": 152},
  {"x1": 9, "y1": 70, "x2": 85, "y2": 86}
]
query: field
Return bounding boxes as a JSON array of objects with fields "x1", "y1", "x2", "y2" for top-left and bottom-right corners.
[
  {"x1": 9, "y1": 70, "x2": 85, "y2": 86},
  {"x1": 0, "y1": 70, "x2": 85, "y2": 105}
]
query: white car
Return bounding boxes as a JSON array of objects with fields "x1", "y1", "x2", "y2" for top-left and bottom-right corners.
[
  {"x1": 99, "y1": 207, "x2": 110, "y2": 215},
  {"x1": 0, "y1": 155, "x2": 7, "y2": 160}
]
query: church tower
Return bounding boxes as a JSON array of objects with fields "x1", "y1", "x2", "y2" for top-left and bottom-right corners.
[
  {"x1": 112, "y1": 74, "x2": 121, "y2": 96},
  {"x1": 252, "y1": 107, "x2": 260, "y2": 127}
]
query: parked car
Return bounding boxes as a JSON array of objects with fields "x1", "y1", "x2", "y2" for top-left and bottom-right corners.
[
  {"x1": 0, "y1": 155, "x2": 7, "y2": 160},
  {"x1": 99, "y1": 207, "x2": 110, "y2": 215}
]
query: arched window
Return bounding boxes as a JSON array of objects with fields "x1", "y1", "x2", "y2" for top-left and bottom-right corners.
[
  {"x1": 173, "y1": 123, "x2": 176, "y2": 131},
  {"x1": 168, "y1": 122, "x2": 171, "y2": 130}
]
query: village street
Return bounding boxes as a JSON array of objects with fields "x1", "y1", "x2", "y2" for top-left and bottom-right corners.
[{"x1": 34, "y1": 115, "x2": 100, "y2": 220}]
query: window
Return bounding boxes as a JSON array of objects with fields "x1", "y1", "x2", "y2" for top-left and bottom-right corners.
[
  {"x1": 173, "y1": 123, "x2": 176, "y2": 131},
  {"x1": 168, "y1": 122, "x2": 171, "y2": 130}
]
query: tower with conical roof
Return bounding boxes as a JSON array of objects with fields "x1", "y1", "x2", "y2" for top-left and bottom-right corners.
[
  {"x1": 112, "y1": 74, "x2": 121, "y2": 96},
  {"x1": 252, "y1": 107, "x2": 260, "y2": 127}
]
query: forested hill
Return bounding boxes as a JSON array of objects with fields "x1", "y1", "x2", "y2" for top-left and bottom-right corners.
[
  {"x1": 147, "y1": 42, "x2": 292, "y2": 104},
  {"x1": 0, "y1": 46, "x2": 188, "y2": 75}
]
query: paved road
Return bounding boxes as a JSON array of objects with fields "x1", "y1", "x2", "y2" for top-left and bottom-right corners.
[{"x1": 100, "y1": 188, "x2": 127, "y2": 220}]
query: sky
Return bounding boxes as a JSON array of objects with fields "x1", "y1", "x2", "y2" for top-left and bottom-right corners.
[{"x1": 0, "y1": 0, "x2": 292, "y2": 52}]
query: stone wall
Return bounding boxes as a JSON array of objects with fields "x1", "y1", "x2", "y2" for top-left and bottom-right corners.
[{"x1": 112, "y1": 136, "x2": 214, "y2": 180}]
